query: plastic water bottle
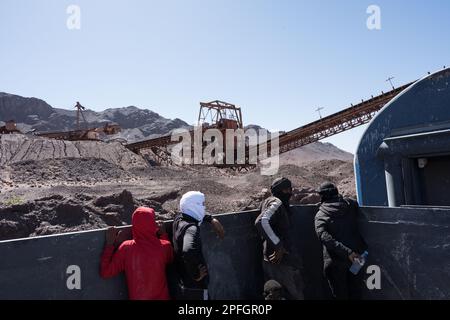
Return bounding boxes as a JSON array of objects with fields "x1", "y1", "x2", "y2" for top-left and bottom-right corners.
[{"x1": 349, "y1": 251, "x2": 368, "y2": 275}]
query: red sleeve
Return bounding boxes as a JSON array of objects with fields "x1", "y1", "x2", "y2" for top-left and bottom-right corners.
[{"x1": 100, "y1": 244, "x2": 126, "y2": 278}]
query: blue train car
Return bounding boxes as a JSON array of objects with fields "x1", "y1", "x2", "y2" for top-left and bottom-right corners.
[{"x1": 355, "y1": 68, "x2": 450, "y2": 207}]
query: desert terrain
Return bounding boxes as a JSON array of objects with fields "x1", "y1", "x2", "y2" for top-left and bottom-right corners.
[{"x1": 0, "y1": 133, "x2": 355, "y2": 241}]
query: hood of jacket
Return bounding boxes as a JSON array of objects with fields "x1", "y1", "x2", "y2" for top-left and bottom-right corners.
[
  {"x1": 319, "y1": 195, "x2": 350, "y2": 217},
  {"x1": 131, "y1": 207, "x2": 158, "y2": 243}
]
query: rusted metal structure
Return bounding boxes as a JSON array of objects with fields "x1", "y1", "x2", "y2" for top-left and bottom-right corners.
[
  {"x1": 127, "y1": 100, "x2": 244, "y2": 151},
  {"x1": 0, "y1": 120, "x2": 21, "y2": 134},
  {"x1": 75, "y1": 102, "x2": 87, "y2": 130},
  {"x1": 258, "y1": 82, "x2": 414, "y2": 157},
  {"x1": 101, "y1": 123, "x2": 121, "y2": 135},
  {"x1": 37, "y1": 102, "x2": 121, "y2": 141},
  {"x1": 126, "y1": 131, "x2": 187, "y2": 166},
  {"x1": 126, "y1": 131, "x2": 181, "y2": 154},
  {"x1": 127, "y1": 101, "x2": 245, "y2": 167},
  {"x1": 198, "y1": 100, "x2": 243, "y2": 130},
  {"x1": 37, "y1": 123, "x2": 121, "y2": 141},
  {"x1": 199, "y1": 100, "x2": 245, "y2": 168},
  {"x1": 125, "y1": 82, "x2": 414, "y2": 168}
]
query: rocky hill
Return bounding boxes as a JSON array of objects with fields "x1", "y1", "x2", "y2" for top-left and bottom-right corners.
[{"x1": 280, "y1": 142, "x2": 353, "y2": 165}]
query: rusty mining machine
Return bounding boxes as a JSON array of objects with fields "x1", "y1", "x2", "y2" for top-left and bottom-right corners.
[
  {"x1": 37, "y1": 102, "x2": 121, "y2": 141},
  {"x1": 126, "y1": 100, "x2": 246, "y2": 168},
  {"x1": 0, "y1": 120, "x2": 21, "y2": 134}
]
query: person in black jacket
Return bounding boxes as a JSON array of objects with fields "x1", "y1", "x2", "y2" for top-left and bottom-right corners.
[
  {"x1": 172, "y1": 191, "x2": 225, "y2": 300},
  {"x1": 315, "y1": 182, "x2": 368, "y2": 300},
  {"x1": 255, "y1": 177, "x2": 305, "y2": 300}
]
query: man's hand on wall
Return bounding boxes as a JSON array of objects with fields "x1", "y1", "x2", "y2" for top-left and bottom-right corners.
[
  {"x1": 211, "y1": 218, "x2": 225, "y2": 239},
  {"x1": 115, "y1": 228, "x2": 132, "y2": 247},
  {"x1": 105, "y1": 227, "x2": 118, "y2": 246},
  {"x1": 156, "y1": 220, "x2": 167, "y2": 237}
]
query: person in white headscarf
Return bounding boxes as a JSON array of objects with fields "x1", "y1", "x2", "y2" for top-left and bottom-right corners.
[
  {"x1": 179, "y1": 191, "x2": 207, "y2": 223},
  {"x1": 172, "y1": 191, "x2": 225, "y2": 300}
]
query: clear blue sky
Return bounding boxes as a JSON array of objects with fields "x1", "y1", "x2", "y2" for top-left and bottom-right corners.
[{"x1": 1, "y1": 0, "x2": 449, "y2": 153}]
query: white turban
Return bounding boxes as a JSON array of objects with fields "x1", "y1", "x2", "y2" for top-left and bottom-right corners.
[{"x1": 180, "y1": 191, "x2": 206, "y2": 223}]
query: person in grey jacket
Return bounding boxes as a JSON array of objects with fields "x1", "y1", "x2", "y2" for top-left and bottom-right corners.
[
  {"x1": 255, "y1": 177, "x2": 305, "y2": 300},
  {"x1": 315, "y1": 182, "x2": 368, "y2": 300}
]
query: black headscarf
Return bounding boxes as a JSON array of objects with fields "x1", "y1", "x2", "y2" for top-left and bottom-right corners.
[
  {"x1": 271, "y1": 177, "x2": 292, "y2": 206},
  {"x1": 317, "y1": 181, "x2": 339, "y2": 202}
]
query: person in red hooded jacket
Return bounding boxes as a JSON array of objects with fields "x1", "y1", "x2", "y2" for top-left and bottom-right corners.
[{"x1": 100, "y1": 207, "x2": 174, "y2": 300}]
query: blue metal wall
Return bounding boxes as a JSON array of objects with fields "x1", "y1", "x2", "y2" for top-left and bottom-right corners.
[{"x1": 1, "y1": 205, "x2": 450, "y2": 300}]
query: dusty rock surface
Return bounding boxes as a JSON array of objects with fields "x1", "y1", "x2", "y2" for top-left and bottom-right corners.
[{"x1": 0, "y1": 134, "x2": 148, "y2": 168}]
